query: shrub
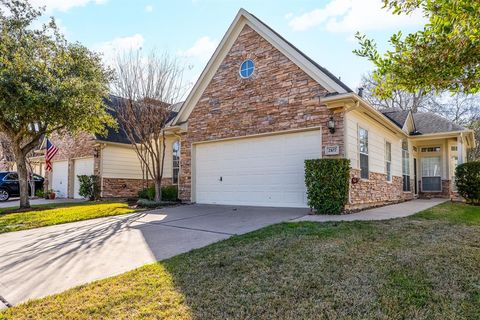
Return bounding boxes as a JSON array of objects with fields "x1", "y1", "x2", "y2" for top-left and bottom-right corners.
[
  {"x1": 138, "y1": 185, "x2": 178, "y2": 201},
  {"x1": 35, "y1": 188, "x2": 45, "y2": 198},
  {"x1": 305, "y1": 159, "x2": 350, "y2": 214},
  {"x1": 77, "y1": 175, "x2": 101, "y2": 201},
  {"x1": 138, "y1": 186, "x2": 155, "y2": 201},
  {"x1": 455, "y1": 161, "x2": 480, "y2": 205},
  {"x1": 162, "y1": 185, "x2": 178, "y2": 201}
]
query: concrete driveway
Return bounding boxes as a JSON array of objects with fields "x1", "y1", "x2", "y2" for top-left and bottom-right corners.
[{"x1": 0, "y1": 204, "x2": 308, "y2": 307}]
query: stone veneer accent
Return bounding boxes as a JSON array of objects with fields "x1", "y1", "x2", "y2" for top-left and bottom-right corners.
[
  {"x1": 418, "y1": 179, "x2": 451, "y2": 198},
  {"x1": 102, "y1": 177, "x2": 174, "y2": 198},
  {"x1": 178, "y1": 25, "x2": 344, "y2": 201},
  {"x1": 347, "y1": 169, "x2": 414, "y2": 210}
]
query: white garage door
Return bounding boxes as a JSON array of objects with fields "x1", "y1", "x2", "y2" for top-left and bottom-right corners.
[
  {"x1": 195, "y1": 130, "x2": 321, "y2": 208},
  {"x1": 73, "y1": 158, "x2": 94, "y2": 199},
  {"x1": 52, "y1": 161, "x2": 69, "y2": 198}
]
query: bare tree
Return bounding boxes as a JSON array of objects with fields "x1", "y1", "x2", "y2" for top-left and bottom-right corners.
[
  {"x1": 112, "y1": 51, "x2": 184, "y2": 202},
  {"x1": 360, "y1": 73, "x2": 429, "y2": 112},
  {"x1": 361, "y1": 73, "x2": 480, "y2": 160}
]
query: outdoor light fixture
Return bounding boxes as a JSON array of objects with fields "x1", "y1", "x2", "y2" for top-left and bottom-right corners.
[{"x1": 327, "y1": 116, "x2": 335, "y2": 134}]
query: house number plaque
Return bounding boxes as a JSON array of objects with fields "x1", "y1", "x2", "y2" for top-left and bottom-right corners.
[{"x1": 324, "y1": 145, "x2": 340, "y2": 155}]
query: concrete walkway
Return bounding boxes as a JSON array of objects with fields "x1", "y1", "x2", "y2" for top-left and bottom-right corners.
[{"x1": 294, "y1": 198, "x2": 448, "y2": 222}]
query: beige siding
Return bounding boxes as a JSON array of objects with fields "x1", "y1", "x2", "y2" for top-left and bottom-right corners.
[
  {"x1": 346, "y1": 110, "x2": 404, "y2": 177},
  {"x1": 101, "y1": 136, "x2": 178, "y2": 179}
]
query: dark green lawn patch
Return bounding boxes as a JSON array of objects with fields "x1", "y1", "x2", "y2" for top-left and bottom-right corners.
[{"x1": 2, "y1": 203, "x2": 479, "y2": 319}]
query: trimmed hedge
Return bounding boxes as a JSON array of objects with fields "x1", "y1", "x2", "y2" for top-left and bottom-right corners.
[
  {"x1": 455, "y1": 161, "x2": 480, "y2": 205},
  {"x1": 138, "y1": 185, "x2": 178, "y2": 202},
  {"x1": 305, "y1": 159, "x2": 350, "y2": 214}
]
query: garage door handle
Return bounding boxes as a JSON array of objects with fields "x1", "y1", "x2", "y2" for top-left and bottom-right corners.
[{"x1": 219, "y1": 176, "x2": 222, "y2": 182}]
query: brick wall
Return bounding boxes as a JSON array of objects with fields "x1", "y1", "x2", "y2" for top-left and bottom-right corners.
[
  {"x1": 179, "y1": 25, "x2": 343, "y2": 201},
  {"x1": 347, "y1": 169, "x2": 414, "y2": 210},
  {"x1": 49, "y1": 132, "x2": 96, "y2": 161}
]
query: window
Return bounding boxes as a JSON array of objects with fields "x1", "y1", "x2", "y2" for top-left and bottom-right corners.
[
  {"x1": 239, "y1": 59, "x2": 254, "y2": 78},
  {"x1": 4, "y1": 173, "x2": 18, "y2": 181},
  {"x1": 385, "y1": 141, "x2": 392, "y2": 182},
  {"x1": 420, "y1": 146, "x2": 441, "y2": 153},
  {"x1": 172, "y1": 141, "x2": 180, "y2": 184},
  {"x1": 451, "y1": 146, "x2": 458, "y2": 152},
  {"x1": 422, "y1": 156, "x2": 442, "y2": 191},
  {"x1": 359, "y1": 128, "x2": 369, "y2": 179},
  {"x1": 402, "y1": 139, "x2": 410, "y2": 191}
]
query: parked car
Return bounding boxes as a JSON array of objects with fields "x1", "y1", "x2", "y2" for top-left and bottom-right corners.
[{"x1": 0, "y1": 171, "x2": 45, "y2": 202}]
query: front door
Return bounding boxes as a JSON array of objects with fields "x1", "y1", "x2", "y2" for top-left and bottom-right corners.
[{"x1": 414, "y1": 158, "x2": 418, "y2": 195}]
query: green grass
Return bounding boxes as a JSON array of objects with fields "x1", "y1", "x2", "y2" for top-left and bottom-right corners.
[
  {"x1": 1, "y1": 202, "x2": 479, "y2": 319},
  {"x1": 0, "y1": 202, "x2": 137, "y2": 233},
  {"x1": 413, "y1": 202, "x2": 480, "y2": 225}
]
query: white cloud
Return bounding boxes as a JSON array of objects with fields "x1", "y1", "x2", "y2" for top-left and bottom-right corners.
[
  {"x1": 95, "y1": 34, "x2": 145, "y2": 64},
  {"x1": 145, "y1": 5, "x2": 154, "y2": 13},
  {"x1": 29, "y1": 0, "x2": 107, "y2": 13},
  {"x1": 288, "y1": 0, "x2": 426, "y2": 33},
  {"x1": 178, "y1": 36, "x2": 217, "y2": 62}
]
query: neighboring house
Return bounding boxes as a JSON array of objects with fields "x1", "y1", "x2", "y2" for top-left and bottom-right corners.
[
  {"x1": 29, "y1": 96, "x2": 180, "y2": 199},
  {"x1": 164, "y1": 9, "x2": 475, "y2": 210}
]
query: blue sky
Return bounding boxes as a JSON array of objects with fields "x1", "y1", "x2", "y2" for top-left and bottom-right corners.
[{"x1": 32, "y1": 0, "x2": 426, "y2": 91}]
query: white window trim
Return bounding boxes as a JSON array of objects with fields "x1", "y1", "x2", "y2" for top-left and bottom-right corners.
[
  {"x1": 421, "y1": 156, "x2": 442, "y2": 192},
  {"x1": 358, "y1": 126, "x2": 369, "y2": 180},
  {"x1": 385, "y1": 140, "x2": 392, "y2": 183},
  {"x1": 172, "y1": 140, "x2": 180, "y2": 185}
]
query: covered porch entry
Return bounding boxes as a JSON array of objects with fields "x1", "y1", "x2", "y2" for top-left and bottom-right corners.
[{"x1": 410, "y1": 131, "x2": 471, "y2": 198}]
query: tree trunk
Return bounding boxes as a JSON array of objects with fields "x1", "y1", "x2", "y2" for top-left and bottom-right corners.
[
  {"x1": 154, "y1": 177, "x2": 162, "y2": 202},
  {"x1": 14, "y1": 149, "x2": 30, "y2": 209}
]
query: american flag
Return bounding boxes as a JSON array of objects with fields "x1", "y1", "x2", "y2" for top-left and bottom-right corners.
[{"x1": 45, "y1": 139, "x2": 58, "y2": 172}]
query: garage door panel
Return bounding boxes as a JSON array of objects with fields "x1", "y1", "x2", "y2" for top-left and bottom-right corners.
[
  {"x1": 195, "y1": 130, "x2": 321, "y2": 208},
  {"x1": 52, "y1": 161, "x2": 69, "y2": 198},
  {"x1": 73, "y1": 158, "x2": 94, "y2": 199}
]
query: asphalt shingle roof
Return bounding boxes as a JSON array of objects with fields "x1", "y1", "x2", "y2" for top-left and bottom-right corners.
[
  {"x1": 95, "y1": 95, "x2": 183, "y2": 145},
  {"x1": 380, "y1": 108, "x2": 411, "y2": 129},
  {"x1": 413, "y1": 112, "x2": 465, "y2": 134},
  {"x1": 380, "y1": 108, "x2": 466, "y2": 135}
]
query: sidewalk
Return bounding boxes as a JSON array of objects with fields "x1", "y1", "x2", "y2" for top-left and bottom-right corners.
[{"x1": 293, "y1": 199, "x2": 448, "y2": 222}]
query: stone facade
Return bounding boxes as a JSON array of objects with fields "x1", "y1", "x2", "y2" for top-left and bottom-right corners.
[
  {"x1": 102, "y1": 177, "x2": 174, "y2": 198},
  {"x1": 178, "y1": 25, "x2": 344, "y2": 201},
  {"x1": 347, "y1": 169, "x2": 414, "y2": 210}
]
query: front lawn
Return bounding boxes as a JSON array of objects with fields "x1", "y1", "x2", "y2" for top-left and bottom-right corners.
[
  {"x1": 0, "y1": 202, "x2": 137, "y2": 233},
  {"x1": 2, "y1": 202, "x2": 479, "y2": 319}
]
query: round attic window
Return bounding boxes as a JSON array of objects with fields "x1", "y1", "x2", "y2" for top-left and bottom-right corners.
[{"x1": 239, "y1": 59, "x2": 254, "y2": 78}]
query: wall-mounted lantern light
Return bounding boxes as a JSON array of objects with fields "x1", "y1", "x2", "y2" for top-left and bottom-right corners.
[{"x1": 327, "y1": 116, "x2": 335, "y2": 134}]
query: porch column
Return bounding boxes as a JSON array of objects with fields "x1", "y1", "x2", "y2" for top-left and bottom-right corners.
[{"x1": 457, "y1": 134, "x2": 464, "y2": 165}]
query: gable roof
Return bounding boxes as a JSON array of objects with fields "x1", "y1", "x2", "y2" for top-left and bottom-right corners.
[
  {"x1": 413, "y1": 112, "x2": 466, "y2": 134},
  {"x1": 380, "y1": 108, "x2": 466, "y2": 135},
  {"x1": 95, "y1": 95, "x2": 131, "y2": 144},
  {"x1": 95, "y1": 95, "x2": 182, "y2": 145},
  {"x1": 173, "y1": 8, "x2": 351, "y2": 125},
  {"x1": 248, "y1": 12, "x2": 352, "y2": 93},
  {"x1": 380, "y1": 108, "x2": 411, "y2": 129}
]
